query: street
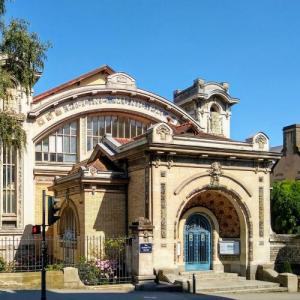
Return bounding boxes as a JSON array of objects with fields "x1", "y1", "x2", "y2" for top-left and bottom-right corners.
[{"x1": 0, "y1": 290, "x2": 299, "y2": 300}]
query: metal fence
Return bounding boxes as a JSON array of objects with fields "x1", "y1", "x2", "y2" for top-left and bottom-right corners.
[{"x1": 0, "y1": 235, "x2": 132, "y2": 285}]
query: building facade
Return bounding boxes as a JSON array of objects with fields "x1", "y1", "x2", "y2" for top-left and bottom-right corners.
[
  {"x1": 271, "y1": 124, "x2": 300, "y2": 181},
  {"x1": 0, "y1": 65, "x2": 281, "y2": 279}
]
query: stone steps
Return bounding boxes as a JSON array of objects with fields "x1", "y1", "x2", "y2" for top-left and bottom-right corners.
[
  {"x1": 180, "y1": 271, "x2": 245, "y2": 281},
  {"x1": 176, "y1": 271, "x2": 288, "y2": 294},
  {"x1": 196, "y1": 279, "x2": 287, "y2": 294}
]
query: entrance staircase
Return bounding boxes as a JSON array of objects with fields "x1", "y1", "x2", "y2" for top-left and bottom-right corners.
[{"x1": 175, "y1": 271, "x2": 288, "y2": 294}]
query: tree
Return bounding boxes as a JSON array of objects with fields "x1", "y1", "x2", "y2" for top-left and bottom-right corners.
[
  {"x1": 271, "y1": 180, "x2": 300, "y2": 234},
  {"x1": 0, "y1": 0, "x2": 50, "y2": 150}
]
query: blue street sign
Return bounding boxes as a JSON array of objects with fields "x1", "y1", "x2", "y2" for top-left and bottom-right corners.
[{"x1": 140, "y1": 243, "x2": 152, "y2": 253}]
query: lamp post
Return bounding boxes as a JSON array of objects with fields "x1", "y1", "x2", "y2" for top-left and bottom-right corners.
[{"x1": 41, "y1": 190, "x2": 47, "y2": 300}]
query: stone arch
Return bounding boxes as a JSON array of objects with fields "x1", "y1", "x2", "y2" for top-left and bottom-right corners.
[
  {"x1": 57, "y1": 198, "x2": 80, "y2": 237},
  {"x1": 174, "y1": 172, "x2": 252, "y2": 197},
  {"x1": 32, "y1": 110, "x2": 157, "y2": 143},
  {"x1": 174, "y1": 185, "x2": 253, "y2": 277}
]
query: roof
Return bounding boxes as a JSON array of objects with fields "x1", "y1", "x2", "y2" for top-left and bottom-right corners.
[
  {"x1": 68, "y1": 157, "x2": 121, "y2": 175},
  {"x1": 271, "y1": 145, "x2": 283, "y2": 153},
  {"x1": 169, "y1": 121, "x2": 232, "y2": 141},
  {"x1": 33, "y1": 65, "x2": 115, "y2": 103},
  {"x1": 114, "y1": 138, "x2": 133, "y2": 145}
]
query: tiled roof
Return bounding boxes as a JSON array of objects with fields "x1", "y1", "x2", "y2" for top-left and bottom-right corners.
[
  {"x1": 115, "y1": 138, "x2": 133, "y2": 145},
  {"x1": 169, "y1": 121, "x2": 231, "y2": 141},
  {"x1": 68, "y1": 157, "x2": 116, "y2": 175}
]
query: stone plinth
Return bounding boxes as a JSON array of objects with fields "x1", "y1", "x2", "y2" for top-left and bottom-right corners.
[{"x1": 130, "y1": 217, "x2": 155, "y2": 283}]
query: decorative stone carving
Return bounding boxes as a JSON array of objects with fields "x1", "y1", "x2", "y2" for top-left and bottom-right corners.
[
  {"x1": 156, "y1": 125, "x2": 171, "y2": 141},
  {"x1": 89, "y1": 166, "x2": 97, "y2": 176},
  {"x1": 255, "y1": 135, "x2": 267, "y2": 150},
  {"x1": 106, "y1": 72, "x2": 136, "y2": 89},
  {"x1": 160, "y1": 183, "x2": 167, "y2": 238},
  {"x1": 208, "y1": 162, "x2": 222, "y2": 186}
]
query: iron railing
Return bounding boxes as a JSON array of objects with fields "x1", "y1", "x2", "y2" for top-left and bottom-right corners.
[{"x1": 0, "y1": 235, "x2": 132, "y2": 285}]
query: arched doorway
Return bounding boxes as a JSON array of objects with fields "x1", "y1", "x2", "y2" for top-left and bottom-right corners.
[
  {"x1": 59, "y1": 206, "x2": 77, "y2": 265},
  {"x1": 184, "y1": 213, "x2": 211, "y2": 271}
]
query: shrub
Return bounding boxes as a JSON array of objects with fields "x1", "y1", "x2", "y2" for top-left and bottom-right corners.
[{"x1": 0, "y1": 257, "x2": 5, "y2": 272}]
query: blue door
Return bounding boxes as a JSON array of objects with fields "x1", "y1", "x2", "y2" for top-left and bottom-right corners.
[{"x1": 184, "y1": 214, "x2": 211, "y2": 271}]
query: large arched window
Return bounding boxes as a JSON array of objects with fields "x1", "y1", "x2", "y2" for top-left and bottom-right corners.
[
  {"x1": 35, "y1": 121, "x2": 77, "y2": 163},
  {"x1": 86, "y1": 115, "x2": 151, "y2": 151}
]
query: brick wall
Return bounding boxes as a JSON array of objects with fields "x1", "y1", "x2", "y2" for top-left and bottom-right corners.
[
  {"x1": 84, "y1": 190, "x2": 126, "y2": 237},
  {"x1": 128, "y1": 169, "x2": 145, "y2": 225}
]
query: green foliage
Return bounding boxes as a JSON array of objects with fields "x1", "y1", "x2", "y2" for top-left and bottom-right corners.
[
  {"x1": 0, "y1": 257, "x2": 5, "y2": 271},
  {"x1": 0, "y1": 111, "x2": 26, "y2": 150},
  {"x1": 0, "y1": 0, "x2": 6, "y2": 16},
  {"x1": 77, "y1": 256, "x2": 101, "y2": 285},
  {"x1": 0, "y1": 0, "x2": 50, "y2": 150},
  {"x1": 0, "y1": 67, "x2": 14, "y2": 103},
  {"x1": 46, "y1": 263, "x2": 64, "y2": 271},
  {"x1": 271, "y1": 180, "x2": 300, "y2": 234},
  {"x1": 1, "y1": 19, "x2": 51, "y2": 95}
]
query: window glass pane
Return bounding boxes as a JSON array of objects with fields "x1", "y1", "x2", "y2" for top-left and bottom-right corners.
[
  {"x1": 2, "y1": 147, "x2": 17, "y2": 214},
  {"x1": 93, "y1": 137, "x2": 98, "y2": 148},
  {"x1": 64, "y1": 154, "x2": 76, "y2": 162},
  {"x1": 87, "y1": 117, "x2": 92, "y2": 130},
  {"x1": 112, "y1": 116, "x2": 118, "y2": 137},
  {"x1": 3, "y1": 191, "x2": 6, "y2": 213},
  {"x1": 56, "y1": 136, "x2": 63, "y2": 153},
  {"x1": 49, "y1": 136, "x2": 56, "y2": 153},
  {"x1": 87, "y1": 137, "x2": 92, "y2": 151},
  {"x1": 11, "y1": 191, "x2": 16, "y2": 214},
  {"x1": 64, "y1": 136, "x2": 70, "y2": 153},
  {"x1": 3, "y1": 166, "x2": 6, "y2": 186},
  {"x1": 50, "y1": 153, "x2": 56, "y2": 162},
  {"x1": 119, "y1": 117, "x2": 125, "y2": 138},
  {"x1": 99, "y1": 117, "x2": 105, "y2": 136},
  {"x1": 125, "y1": 118, "x2": 130, "y2": 138},
  {"x1": 70, "y1": 137, "x2": 76, "y2": 153},
  {"x1": 93, "y1": 117, "x2": 98, "y2": 135},
  {"x1": 43, "y1": 138, "x2": 49, "y2": 152},
  {"x1": 57, "y1": 153, "x2": 63, "y2": 162},
  {"x1": 70, "y1": 122, "x2": 77, "y2": 135},
  {"x1": 105, "y1": 116, "x2": 111, "y2": 134},
  {"x1": 35, "y1": 152, "x2": 42, "y2": 161},
  {"x1": 137, "y1": 121, "x2": 142, "y2": 135},
  {"x1": 35, "y1": 143, "x2": 42, "y2": 152},
  {"x1": 63, "y1": 124, "x2": 70, "y2": 135},
  {"x1": 130, "y1": 119, "x2": 136, "y2": 137}
]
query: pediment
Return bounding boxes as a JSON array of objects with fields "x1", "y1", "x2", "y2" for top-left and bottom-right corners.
[{"x1": 106, "y1": 72, "x2": 136, "y2": 89}]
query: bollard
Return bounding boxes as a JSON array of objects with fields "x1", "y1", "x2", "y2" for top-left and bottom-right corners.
[{"x1": 192, "y1": 273, "x2": 196, "y2": 294}]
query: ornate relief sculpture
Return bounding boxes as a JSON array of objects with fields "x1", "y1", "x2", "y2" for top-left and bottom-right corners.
[
  {"x1": 255, "y1": 134, "x2": 267, "y2": 150},
  {"x1": 208, "y1": 162, "x2": 222, "y2": 186},
  {"x1": 156, "y1": 125, "x2": 171, "y2": 141}
]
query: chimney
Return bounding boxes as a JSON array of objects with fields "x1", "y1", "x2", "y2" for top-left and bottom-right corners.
[{"x1": 282, "y1": 124, "x2": 300, "y2": 154}]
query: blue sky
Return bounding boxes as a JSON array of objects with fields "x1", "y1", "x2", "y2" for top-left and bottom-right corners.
[{"x1": 5, "y1": 0, "x2": 300, "y2": 146}]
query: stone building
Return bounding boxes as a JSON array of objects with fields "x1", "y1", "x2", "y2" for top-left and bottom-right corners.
[
  {"x1": 271, "y1": 124, "x2": 300, "y2": 181},
  {"x1": 0, "y1": 65, "x2": 281, "y2": 279}
]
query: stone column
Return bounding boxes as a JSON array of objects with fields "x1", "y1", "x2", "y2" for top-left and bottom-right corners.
[{"x1": 130, "y1": 217, "x2": 155, "y2": 284}]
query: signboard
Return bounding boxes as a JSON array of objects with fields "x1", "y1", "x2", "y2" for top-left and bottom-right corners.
[
  {"x1": 140, "y1": 243, "x2": 152, "y2": 253},
  {"x1": 219, "y1": 240, "x2": 240, "y2": 255}
]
